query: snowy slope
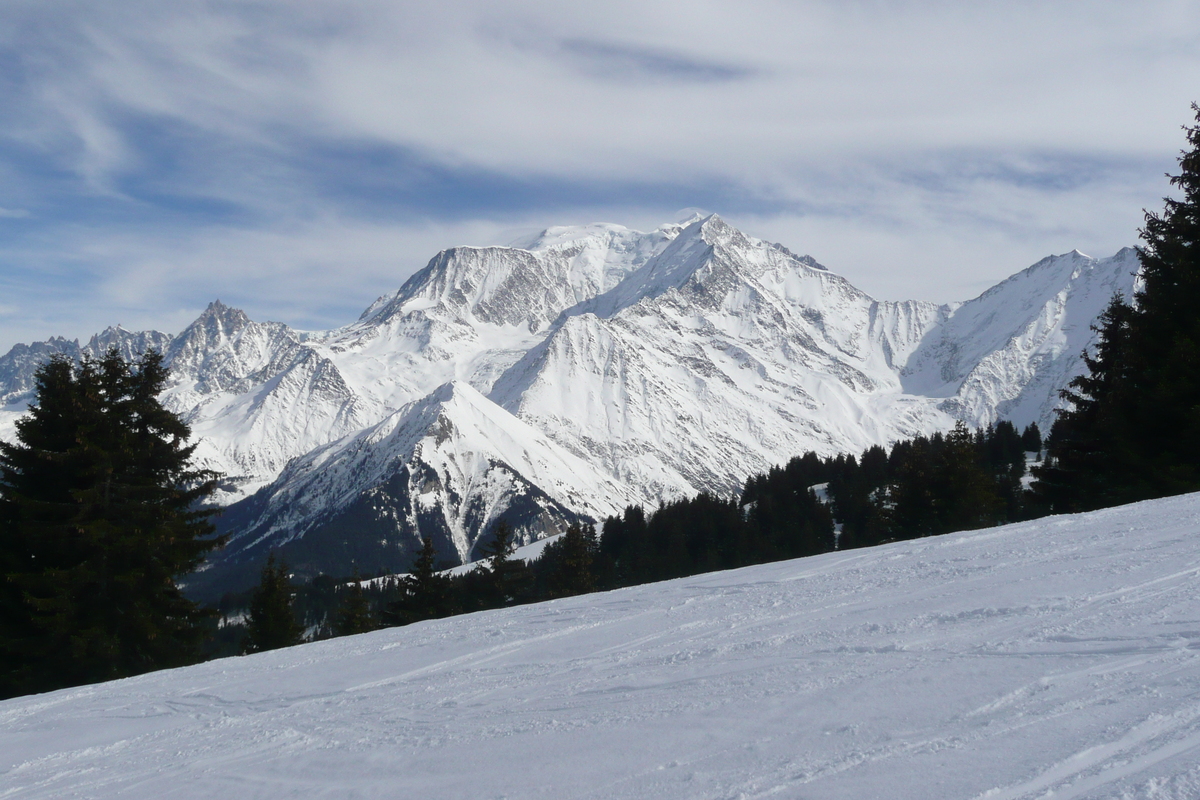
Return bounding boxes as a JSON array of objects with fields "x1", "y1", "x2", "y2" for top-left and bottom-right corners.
[
  {"x1": 196, "y1": 381, "x2": 642, "y2": 594},
  {"x1": 903, "y1": 247, "x2": 1141, "y2": 428},
  {"x1": 6, "y1": 494, "x2": 1200, "y2": 799},
  {"x1": 307, "y1": 219, "x2": 684, "y2": 412}
]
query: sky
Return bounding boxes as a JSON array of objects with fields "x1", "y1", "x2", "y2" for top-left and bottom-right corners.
[{"x1": 1, "y1": 0, "x2": 1198, "y2": 352}]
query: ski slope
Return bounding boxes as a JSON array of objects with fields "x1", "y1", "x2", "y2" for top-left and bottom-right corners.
[{"x1": 5, "y1": 494, "x2": 1200, "y2": 799}]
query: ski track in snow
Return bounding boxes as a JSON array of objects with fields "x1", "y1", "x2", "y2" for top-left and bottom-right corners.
[{"x1": 5, "y1": 494, "x2": 1200, "y2": 799}]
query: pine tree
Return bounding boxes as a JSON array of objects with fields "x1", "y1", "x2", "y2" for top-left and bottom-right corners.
[
  {"x1": 1020, "y1": 422, "x2": 1043, "y2": 454},
  {"x1": 889, "y1": 424, "x2": 1001, "y2": 538},
  {"x1": 383, "y1": 536, "x2": 457, "y2": 625},
  {"x1": 243, "y1": 553, "x2": 304, "y2": 653},
  {"x1": 1032, "y1": 298, "x2": 1139, "y2": 511},
  {"x1": 599, "y1": 506, "x2": 648, "y2": 586},
  {"x1": 1036, "y1": 104, "x2": 1200, "y2": 509},
  {"x1": 332, "y1": 573, "x2": 376, "y2": 637},
  {"x1": 541, "y1": 523, "x2": 598, "y2": 598},
  {"x1": 0, "y1": 350, "x2": 222, "y2": 698},
  {"x1": 479, "y1": 520, "x2": 532, "y2": 608},
  {"x1": 934, "y1": 422, "x2": 1003, "y2": 532},
  {"x1": 888, "y1": 435, "x2": 938, "y2": 538}
]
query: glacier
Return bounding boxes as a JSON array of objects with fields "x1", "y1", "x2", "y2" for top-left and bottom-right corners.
[
  {"x1": 0, "y1": 214, "x2": 1141, "y2": 588},
  {"x1": 4, "y1": 492, "x2": 1200, "y2": 799}
]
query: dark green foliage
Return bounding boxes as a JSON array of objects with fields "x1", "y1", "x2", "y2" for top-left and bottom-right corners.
[
  {"x1": 1035, "y1": 105, "x2": 1200, "y2": 510},
  {"x1": 589, "y1": 420, "x2": 1037, "y2": 591},
  {"x1": 0, "y1": 350, "x2": 222, "y2": 698},
  {"x1": 1032, "y1": 298, "x2": 1141, "y2": 511},
  {"x1": 742, "y1": 463, "x2": 835, "y2": 560},
  {"x1": 205, "y1": 570, "x2": 398, "y2": 657},
  {"x1": 598, "y1": 505, "x2": 648, "y2": 586},
  {"x1": 475, "y1": 520, "x2": 533, "y2": 608},
  {"x1": 383, "y1": 536, "x2": 458, "y2": 625},
  {"x1": 891, "y1": 423, "x2": 1004, "y2": 537},
  {"x1": 332, "y1": 573, "x2": 377, "y2": 637},
  {"x1": 242, "y1": 553, "x2": 304, "y2": 653},
  {"x1": 1020, "y1": 422, "x2": 1043, "y2": 454},
  {"x1": 600, "y1": 494, "x2": 741, "y2": 586},
  {"x1": 198, "y1": 420, "x2": 1053, "y2": 648},
  {"x1": 826, "y1": 447, "x2": 889, "y2": 550},
  {"x1": 538, "y1": 523, "x2": 599, "y2": 598},
  {"x1": 600, "y1": 488, "x2": 831, "y2": 587}
]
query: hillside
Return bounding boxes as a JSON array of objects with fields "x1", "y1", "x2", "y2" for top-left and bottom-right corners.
[{"x1": 4, "y1": 492, "x2": 1199, "y2": 799}]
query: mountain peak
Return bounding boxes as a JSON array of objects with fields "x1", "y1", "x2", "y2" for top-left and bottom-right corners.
[
  {"x1": 198, "y1": 300, "x2": 250, "y2": 327},
  {"x1": 357, "y1": 221, "x2": 683, "y2": 333},
  {"x1": 674, "y1": 207, "x2": 710, "y2": 225},
  {"x1": 164, "y1": 301, "x2": 255, "y2": 366},
  {"x1": 2, "y1": 212, "x2": 1146, "y2": 598}
]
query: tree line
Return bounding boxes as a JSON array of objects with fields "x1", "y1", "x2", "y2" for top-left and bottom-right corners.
[{"x1": 224, "y1": 419, "x2": 1042, "y2": 648}]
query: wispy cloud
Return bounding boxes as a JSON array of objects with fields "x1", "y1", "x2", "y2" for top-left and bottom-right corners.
[
  {"x1": 551, "y1": 38, "x2": 758, "y2": 84},
  {"x1": 0, "y1": 0, "x2": 1197, "y2": 350}
]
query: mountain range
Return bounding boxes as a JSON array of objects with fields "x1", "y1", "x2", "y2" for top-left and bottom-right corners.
[{"x1": 0, "y1": 213, "x2": 1139, "y2": 595}]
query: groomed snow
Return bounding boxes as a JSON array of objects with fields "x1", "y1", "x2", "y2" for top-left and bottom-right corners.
[{"x1": 5, "y1": 494, "x2": 1200, "y2": 799}]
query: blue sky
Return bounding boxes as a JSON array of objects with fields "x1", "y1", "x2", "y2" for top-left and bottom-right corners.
[{"x1": 0, "y1": 0, "x2": 1197, "y2": 351}]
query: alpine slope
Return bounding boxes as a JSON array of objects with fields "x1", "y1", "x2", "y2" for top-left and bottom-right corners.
[{"x1": 4, "y1": 492, "x2": 1200, "y2": 799}]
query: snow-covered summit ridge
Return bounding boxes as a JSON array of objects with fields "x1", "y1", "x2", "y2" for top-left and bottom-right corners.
[
  {"x1": 356, "y1": 219, "x2": 686, "y2": 333},
  {"x1": 486, "y1": 214, "x2": 956, "y2": 502},
  {"x1": 555, "y1": 215, "x2": 833, "y2": 324},
  {"x1": 903, "y1": 246, "x2": 1140, "y2": 426}
]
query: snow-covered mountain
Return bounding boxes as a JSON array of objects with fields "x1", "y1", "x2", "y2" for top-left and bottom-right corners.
[
  {"x1": 202, "y1": 381, "x2": 642, "y2": 595},
  {"x1": 7, "y1": 492, "x2": 1200, "y2": 799},
  {"x1": 902, "y1": 247, "x2": 1141, "y2": 426},
  {"x1": 490, "y1": 215, "x2": 953, "y2": 501},
  {"x1": 0, "y1": 326, "x2": 172, "y2": 405},
  {"x1": 0, "y1": 215, "x2": 1140, "y2": 590}
]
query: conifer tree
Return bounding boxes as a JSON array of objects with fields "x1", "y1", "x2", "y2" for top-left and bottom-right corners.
[
  {"x1": 1036, "y1": 104, "x2": 1200, "y2": 509},
  {"x1": 935, "y1": 422, "x2": 1003, "y2": 531},
  {"x1": 479, "y1": 520, "x2": 532, "y2": 608},
  {"x1": 243, "y1": 553, "x2": 304, "y2": 653},
  {"x1": 541, "y1": 523, "x2": 598, "y2": 598},
  {"x1": 0, "y1": 350, "x2": 221, "y2": 698},
  {"x1": 1020, "y1": 423, "x2": 1043, "y2": 454},
  {"x1": 383, "y1": 536, "x2": 457, "y2": 625},
  {"x1": 1033, "y1": 298, "x2": 1138, "y2": 511},
  {"x1": 332, "y1": 573, "x2": 376, "y2": 637},
  {"x1": 599, "y1": 506, "x2": 648, "y2": 586}
]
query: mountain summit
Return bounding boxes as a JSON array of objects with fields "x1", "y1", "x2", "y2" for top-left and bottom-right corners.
[{"x1": 0, "y1": 218, "x2": 1139, "y2": 592}]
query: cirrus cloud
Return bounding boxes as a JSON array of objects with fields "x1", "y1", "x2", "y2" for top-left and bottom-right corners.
[{"x1": 0, "y1": 0, "x2": 1197, "y2": 350}]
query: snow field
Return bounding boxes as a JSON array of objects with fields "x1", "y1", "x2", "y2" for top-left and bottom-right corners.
[{"x1": 5, "y1": 493, "x2": 1200, "y2": 798}]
